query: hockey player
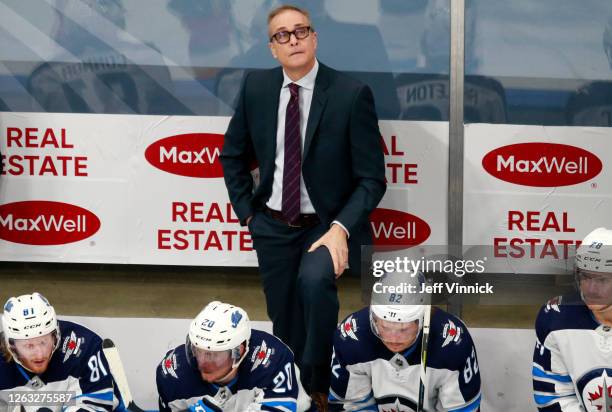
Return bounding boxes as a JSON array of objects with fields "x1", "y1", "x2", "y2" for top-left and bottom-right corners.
[
  {"x1": 328, "y1": 272, "x2": 482, "y2": 411},
  {"x1": 533, "y1": 227, "x2": 612, "y2": 411},
  {"x1": 156, "y1": 301, "x2": 311, "y2": 411},
  {"x1": 0, "y1": 292, "x2": 124, "y2": 411}
]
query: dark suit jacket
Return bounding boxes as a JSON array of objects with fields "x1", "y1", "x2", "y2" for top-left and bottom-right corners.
[{"x1": 220, "y1": 63, "x2": 386, "y2": 246}]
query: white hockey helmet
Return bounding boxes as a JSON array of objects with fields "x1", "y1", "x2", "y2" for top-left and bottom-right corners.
[
  {"x1": 575, "y1": 228, "x2": 612, "y2": 307},
  {"x1": 186, "y1": 301, "x2": 251, "y2": 370},
  {"x1": 1, "y1": 293, "x2": 61, "y2": 365},
  {"x1": 575, "y1": 227, "x2": 612, "y2": 273},
  {"x1": 370, "y1": 271, "x2": 428, "y2": 324}
]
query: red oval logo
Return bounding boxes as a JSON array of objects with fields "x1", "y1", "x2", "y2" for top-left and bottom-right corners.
[
  {"x1": 482, "y1": 142, "x2": 602, "y2": 187},
  {"x1": 145, "y1": 133, "x2": 225, "y2": 178},
  {"x1": 370, "y1": 208, "x2": 431, "y2": 250},
  {"x1": 0, "y1": 201, "x2": 101, "y2": 245}
]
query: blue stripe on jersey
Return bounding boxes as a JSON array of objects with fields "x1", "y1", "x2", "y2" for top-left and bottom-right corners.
[
  {"x1": 16, "y1": 365, "x2": 30, "y2": 382},
  {"x1": 211, "y1": 376, "x2": 238, "y2": 391},
  {"x1": 188, "y1": 400, "x2": 218, "y2": 412},
  {"x1": 261, "y1": 400, "x2": 297, "y2": 412},
  {"x1": 75, "y1": 390, "x2": 114, "y2": 401},
  {"x1": 532, "y1": 366, "x2": 572, "y2": 383},
  {"x1": 449, "y1": 394, "x2": 481, "y2": 412},
  {"x1": 534, "y1": 393, "x2": 572, "y2": 406}
]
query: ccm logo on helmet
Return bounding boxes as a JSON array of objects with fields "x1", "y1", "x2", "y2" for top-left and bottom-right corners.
[
  {"x1": 23, "y1": 323, "x2": 43, "y2": 330},
  {"x1": 370, "y1": 208, "x2": 431, "y2": 250},
  {"x1": 145, "y1": 133, "x2": 225, "y2": 178},
  {"x1": 0, "y1": 201, "x2": 100, "y2": 245},
  {"x1": 482, "y1": 143, "x2": 602, "y2": 187}
]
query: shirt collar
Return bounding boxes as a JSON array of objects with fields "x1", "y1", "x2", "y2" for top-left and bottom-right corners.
[{"x1": 282, "y1": 59, "x2": 318, "y2": 91}]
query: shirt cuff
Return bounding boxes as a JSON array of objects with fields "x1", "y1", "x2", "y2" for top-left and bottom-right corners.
[{"x1": 331, "y1": 220, "x2": 350, "y2": 238}]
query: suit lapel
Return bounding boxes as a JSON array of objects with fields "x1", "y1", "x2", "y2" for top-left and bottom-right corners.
[{"x1": 304, "y1": 64, "x2": 330, "y2": 158}]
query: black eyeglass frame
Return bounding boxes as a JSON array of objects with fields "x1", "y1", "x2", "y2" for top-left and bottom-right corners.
[{"x1": 269, "y1": 26, "x2": 313, "y2": 44}]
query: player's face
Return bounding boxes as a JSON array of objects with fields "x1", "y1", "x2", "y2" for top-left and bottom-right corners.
[
  {"x1": 13, "y1": 333, "x2": 55, "y2": 374},
  {"x1": 193, "y1": 347, "x2": 234, "y2": 383},
  {"x1": 268, "y1": 9, "x2": 317, "y2": 78},
  {"x1": 375, "y1": 318, "x2": 420, "y2": 353},
  {"x1": 578, "y1": 270, "x2": 612, "y2": 311}
]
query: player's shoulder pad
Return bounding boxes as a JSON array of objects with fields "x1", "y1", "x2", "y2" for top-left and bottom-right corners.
[
  {"x1": 242, "y1": 329, "x2": 293, "y2": 377},
  {"x1": 56, "y1": 320, "x2": 103, "y2": 364},
  {"x1": 429, "y1": 309, "x2": 475, "y2": 354},
  {"x1": 157, "y1": 344, "x2": 191, "y2": 382},
  {"x1": 0, "y1": 348, "x2": 18, "y2": 389},
  {"x1": 535, "y1": 294, "x2": 593, "y2": 342},
  {"x1": 333, "y1": 307, "x2": 381, "y2": 365}
]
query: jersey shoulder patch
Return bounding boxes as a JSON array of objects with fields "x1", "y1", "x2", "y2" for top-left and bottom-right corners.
[
  {"x1": 339, "y1": 314, "x2": 360, "y2": 341},
  {"x1": 56, "y1": 321, "x2": 103, "y2": 365},
  {"x1": 161, "y1": 348, "x2": 180, "y2": 379},
  {"x1": 535, "y1": 294, "x2": 597, "y2": 342},
  {"x1": 544, "y1": 295, "x2": 563, "y2": 314},
  {"x1": 440, "y1": 318, "x2": 463, "y2": 348},
  {"x1": 333, "y1": 308, "x2": 385, "y2": 365},
  {"x1": 337, "y1": 307, "x2": 371, "y2": 343},
  {"x1": 249, "y1": 337, "x2": 276, "y2": 372},
  {"x1": 245, "y1": 330, "x2": 292, "y2": 374},
  {"x1": 59, "y1": 330, "x2": 86, "y2": 363},
  {"x1": 429, "y1": 310, "x2": 473, "y2": 353}
]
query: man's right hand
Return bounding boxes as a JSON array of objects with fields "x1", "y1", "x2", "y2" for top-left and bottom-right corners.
[{"x1": 246, "y1": 215, "x2": 253, "y2": 226}]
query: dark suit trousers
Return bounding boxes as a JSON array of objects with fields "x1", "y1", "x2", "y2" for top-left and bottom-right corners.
[{"x1": 248, "y1": 209, "x2": 338, "y2": 393}]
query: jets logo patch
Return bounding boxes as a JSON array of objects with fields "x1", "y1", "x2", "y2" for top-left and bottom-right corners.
[
  {"x1": 441, "y1": 319, "x2": 462, "y2": 347},
  {"x1": 340, "y1": 316, "x2": 359, "y2": 341},
  {"x1": 250, "y1": 340, "x2": 274, "y2": 371},
  {"x1": 378, "y1": 394, "x2": 416, "y2": 411},
  {"x1": 61, "y1": 331, "x2": 84, "y2": 362},
  {"x1": 231, "y1": 310, "x2": 242, "y2": 328},
  {"x1": 162, "y1": 351, "x2": 178, "y2": 379},
  {"x1": 544, "y1": 296, "x2": 562, "y2": 313},
  {"x1": 577, "y1": 368, "x2": 612, "y2": 412}
]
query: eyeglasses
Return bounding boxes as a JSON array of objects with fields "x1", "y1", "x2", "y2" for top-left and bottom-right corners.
[{"x1": 270, "y1": 26, "x2": 312, "y2": 44}]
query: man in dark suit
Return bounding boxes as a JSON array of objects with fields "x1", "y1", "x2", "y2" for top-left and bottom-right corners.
[{"x1": 220, "y1": 5, "x2": 386, "y2": 409}]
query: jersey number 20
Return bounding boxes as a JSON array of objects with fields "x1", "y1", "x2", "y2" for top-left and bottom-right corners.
[{"x1": 272, "y1": 362, "x2": 293, "y2": 393}]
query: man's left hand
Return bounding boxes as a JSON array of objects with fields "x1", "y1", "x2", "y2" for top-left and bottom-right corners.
[{"x1": 308, "y1": 224, "x2": 348, "y2": 278}]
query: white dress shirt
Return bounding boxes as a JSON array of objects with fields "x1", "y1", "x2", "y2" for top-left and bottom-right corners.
[
  {"x1": 265, "y1": 60, "x2": 349, "y2": 236},
  {"x1": 266, "y1": 60, "x2": 319, "y2": 214}
]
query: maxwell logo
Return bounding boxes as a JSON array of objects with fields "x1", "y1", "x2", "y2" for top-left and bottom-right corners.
[
  {"x1": 482, "y1": 142, "x2": 602, "y2": 187},
  {"x1": 145, "y1": 133, "x2": 225, "y2": 178},
  {"x1": 370, "y1": 208, "x2": 431, "y2": 249},
  {"x1": 0, "y1": 201, "x2": 100, "y2": 245}
]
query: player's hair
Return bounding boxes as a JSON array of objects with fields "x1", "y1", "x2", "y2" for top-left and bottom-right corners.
[
  {"x1": 267, "y1": 4, "x2": 313, "y2": 34},
  {"x1": 0, "y1": 333, "x2": 13, "y2": 363}
]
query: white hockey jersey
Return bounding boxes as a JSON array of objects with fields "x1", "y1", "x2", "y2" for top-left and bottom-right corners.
[
  {"x1": 329, "y1": 307, "x2": 481, "y2": 412},
  {"x1": 533, "y1": 294, "x2": 612, "y2": 412}
]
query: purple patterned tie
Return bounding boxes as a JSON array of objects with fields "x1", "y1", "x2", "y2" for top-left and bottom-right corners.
[{"x1": 282, "y1": 83, "x2": 301, "y2": 224}]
